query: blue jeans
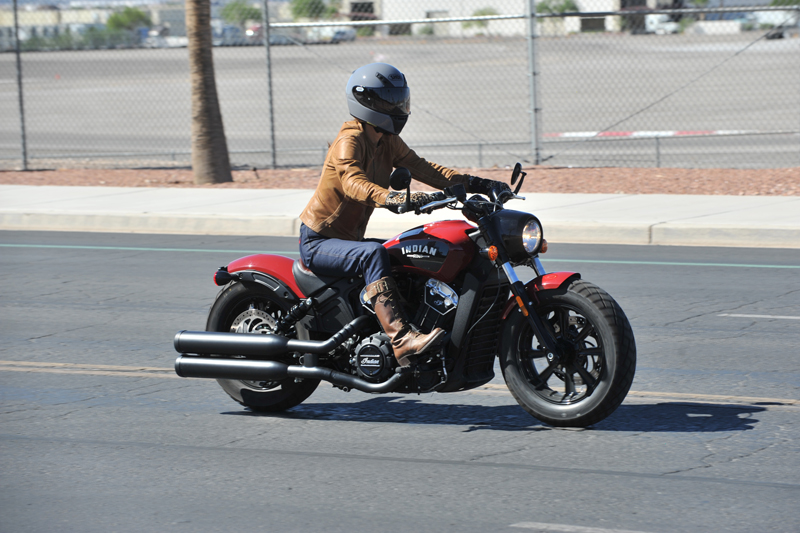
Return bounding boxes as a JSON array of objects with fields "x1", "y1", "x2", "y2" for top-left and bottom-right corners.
[{"x1": 299, "y1": 224, "x2": 391, "y2": 285}]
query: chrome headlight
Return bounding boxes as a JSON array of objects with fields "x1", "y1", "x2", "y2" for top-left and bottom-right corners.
[{"x1": 522, "y1": 218, "x2": 543, "y2": 254}]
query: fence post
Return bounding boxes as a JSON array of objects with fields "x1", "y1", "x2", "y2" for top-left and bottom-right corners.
[
  {"x1": 526, "y1": 0, "x2": 542, "y2": 165},
  {"x1": 656, "y1": 136, "x2": 661, "y2": 168},
  {"x1": 13, "y1": 0, "x2": 28, "y2": 171},
  {"x1": 261, "y1": 0, "x2": 277, "y2": 169}
]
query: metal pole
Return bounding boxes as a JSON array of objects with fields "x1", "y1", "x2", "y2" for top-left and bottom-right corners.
[
  {"x1": 526, "y1": 0, "x2": 542, "y2": 165},
  {"x1": 261, "y1": 0, "x2": 277, "y2": 169},
  {"x1": 13, "y1": 0, "x2": 28, "y2": 170},
  {"x1": 656, "y1": 136, "x2": 661, "y2": 168}
]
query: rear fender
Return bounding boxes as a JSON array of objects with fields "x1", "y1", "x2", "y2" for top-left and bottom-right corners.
[
  {"x1": 224, "y1": 254, "x2": 305, "y2": 302},
  {"x1": 501, "y1": 271, "x2": 581, "y2": 319}
]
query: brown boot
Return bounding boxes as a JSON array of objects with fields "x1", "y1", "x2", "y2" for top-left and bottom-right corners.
[{"x1": 365, "y1": 276, "x2": 446, "y2": 367}]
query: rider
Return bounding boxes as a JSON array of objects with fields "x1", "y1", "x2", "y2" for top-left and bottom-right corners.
[{"x1": 298, "y1": 62, "x2": 510, "y2": 368}]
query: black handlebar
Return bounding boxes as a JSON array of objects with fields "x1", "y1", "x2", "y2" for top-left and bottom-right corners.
[{"x1": 390, "y1": 163, "x2": 526, "y2": 215}]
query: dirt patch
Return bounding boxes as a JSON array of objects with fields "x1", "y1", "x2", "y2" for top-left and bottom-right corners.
[{"x1": 1, "y1": 166, "x2": 798, "y2": 196}]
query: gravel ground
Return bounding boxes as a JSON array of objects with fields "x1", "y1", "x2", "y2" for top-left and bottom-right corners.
[{"x1": 1, "y1": 166, "x2": 799, "y2": 196}]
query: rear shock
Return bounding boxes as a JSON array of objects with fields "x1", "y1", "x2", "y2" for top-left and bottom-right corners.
[{"x1": 275, "y1": 297, "x2": 314, "y2": 334}]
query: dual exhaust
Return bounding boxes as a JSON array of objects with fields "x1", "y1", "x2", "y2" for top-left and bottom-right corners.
[{"x1": 173, "y1": 316, "x2": 407, "y2": 394}]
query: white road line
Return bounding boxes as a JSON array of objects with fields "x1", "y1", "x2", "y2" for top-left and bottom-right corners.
[
  {"x1": 719, "y1": 313, "x2": 800, "y2": 320},
  {"x1": 510, "y1": 522, "x2": 651, "y2": 533}
]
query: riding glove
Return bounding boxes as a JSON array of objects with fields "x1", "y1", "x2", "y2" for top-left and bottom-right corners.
[
  {"x1": 384, "y1": 191, "x2": 440, "y2": 213},
  {"x1": 467, "y1": 175, "x2": 512, "y2": 198}
]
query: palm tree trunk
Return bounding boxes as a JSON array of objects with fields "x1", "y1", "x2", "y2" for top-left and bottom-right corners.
[{"x1": 186, "y1": 0, "x2": 232, "y2": 184}]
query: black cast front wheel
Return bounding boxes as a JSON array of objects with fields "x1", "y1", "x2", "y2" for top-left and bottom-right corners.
[{"x1": 500, "y1": 279, "x2": 636, "y2": 427}]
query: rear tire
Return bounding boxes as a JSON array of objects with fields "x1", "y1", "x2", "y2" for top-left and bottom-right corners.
[
  {"x1": 206, "y1": 282, "x2": 319, "y2": 412},
  {"x1": 500, "y1": 280, "x2": 636, "y2": 427}
]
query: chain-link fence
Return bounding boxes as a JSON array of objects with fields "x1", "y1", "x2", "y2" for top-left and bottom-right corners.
[{"x1": 1, "y1": 0, "x2": 798, "y2": 171}]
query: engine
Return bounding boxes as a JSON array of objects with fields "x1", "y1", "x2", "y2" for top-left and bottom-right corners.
[
  {"x1": 352, "y1": 278, "x2": 458, "y2": 384},
  {"x1": 351, "y1": 334, "x2": 396, "y2": 383},
  {"x1": 359, "y1": 277, "x2": 459, "y2": 334}
]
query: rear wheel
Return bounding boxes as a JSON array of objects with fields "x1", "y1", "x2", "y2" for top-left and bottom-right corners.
[
  {"x1": 206, "y1": 282, "x2": 319, "y2": 412},
  {"x1": 500, "y1": 280, "x2": 636, "y2": 427}
]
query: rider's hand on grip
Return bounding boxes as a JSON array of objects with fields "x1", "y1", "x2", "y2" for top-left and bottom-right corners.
[
  {"x1": 385, "y1": 191, "x2": 439, "y2": 214},
  {"x1": 409, "y1": 192, "x2": 439, "y2": 213},
  {"x1": 384, "y1": 191, "x2": 407, "y2": 213},
  {"x1": 467, "y1": 175, "x2": 512, "y2": 200}
]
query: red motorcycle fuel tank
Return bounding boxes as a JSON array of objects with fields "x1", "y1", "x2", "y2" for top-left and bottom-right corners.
[{"x1": 383, "y1": 220, "x2": 477, "y2": 283}]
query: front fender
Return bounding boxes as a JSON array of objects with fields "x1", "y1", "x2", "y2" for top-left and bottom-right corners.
[
  {"x1": 226, "y1": 254, "x2": 305, "y2": 300},
  {"x1": 501, "y1": 271, "x2": 581, "y2": 320}
]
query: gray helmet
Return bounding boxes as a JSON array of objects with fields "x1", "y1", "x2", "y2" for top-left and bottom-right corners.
[{"x1": 346, "y1": 63, "x2": 410, "y2": 135}]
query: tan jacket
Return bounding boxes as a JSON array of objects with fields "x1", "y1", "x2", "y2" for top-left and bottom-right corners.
[{"x1": 299, "y1": 120, "x2": 470, "y2": 241}]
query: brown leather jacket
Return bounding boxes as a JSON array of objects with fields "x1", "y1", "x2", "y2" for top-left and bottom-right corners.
[{"x1": 300, "y1": 120, "x2": 470, "y2": 241}]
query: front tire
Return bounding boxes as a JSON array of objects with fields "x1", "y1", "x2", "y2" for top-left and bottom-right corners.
[
  {"x1": 206, "y1": 282, "x2": 319, "y2": 412},
  {"x1": 500, "y1": 280, "x2": 636, "y2": 427}
]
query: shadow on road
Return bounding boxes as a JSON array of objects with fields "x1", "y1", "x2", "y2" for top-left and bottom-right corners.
[
  {"x1": 224, "y1": 396, "x2": 764, "y2": 433},
  {"x1": 595, "y1": 402, "x2": 764, "y2": 432}
]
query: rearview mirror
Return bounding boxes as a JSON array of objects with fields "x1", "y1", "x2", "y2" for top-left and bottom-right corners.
[
  {"x1": 510, "y1": 162, "x2": 522, "y2": 185},
  {"x1": 390, "y1": 167, "x2": 412, "y2": 191},
  {"x1": 510, "y1": 162, "x2": 526, "y2": 195}
]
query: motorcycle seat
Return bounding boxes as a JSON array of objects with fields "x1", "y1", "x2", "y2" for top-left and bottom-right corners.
[{"x1": 292, "y1": 259, "x2": 345, "y2": 297}]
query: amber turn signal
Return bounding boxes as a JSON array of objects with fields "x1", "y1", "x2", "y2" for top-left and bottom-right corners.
[
  {"x1": 540, "y1": 239, "x2": 548, "y2": 254},
  {"x1": 480, "y1": 246, "x2": 499, "y2": 261},
  {"x1": 515, "y1": 296, "x2": 529, "y2": 316}
]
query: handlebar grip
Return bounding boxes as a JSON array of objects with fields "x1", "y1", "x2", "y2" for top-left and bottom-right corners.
[{"x1": 497, "y1": 190, "x2": 515, "y2": 203}]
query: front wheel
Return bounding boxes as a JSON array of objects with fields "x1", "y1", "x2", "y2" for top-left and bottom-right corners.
[
  {"x1": 500, "y1": 280, "x2": 636, "y2": 427},
  {"x1": 206, "y1": 281, "x2": 319, "y2": 412}
]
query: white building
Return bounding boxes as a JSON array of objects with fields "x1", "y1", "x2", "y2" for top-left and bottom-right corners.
[{"x1": 340, "y1": 0, "x2": 635, "y2": 37}]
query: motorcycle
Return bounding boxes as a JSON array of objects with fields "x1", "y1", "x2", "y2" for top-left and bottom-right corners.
[{"x1": 173, "y1": 163, "x2": 636, "y2": 427}]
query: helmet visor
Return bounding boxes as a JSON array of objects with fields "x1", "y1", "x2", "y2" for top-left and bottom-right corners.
[{"x1": 353, "y1": 86, "x2": 411, "y2": 116}]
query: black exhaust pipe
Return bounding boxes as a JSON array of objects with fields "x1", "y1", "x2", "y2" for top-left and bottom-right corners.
[
  {"x1": 173, "y1": 315, "x2": 408, "y2": 393},
  {"x1": 175, "y1": 357, "x2": 289, "y2": 381},
  {"x1": 174, "y1": 316, "x2": 371, "y2": 357},
  {"x1": 174, "y1": 356, "x2": 408, "y2": 393}
]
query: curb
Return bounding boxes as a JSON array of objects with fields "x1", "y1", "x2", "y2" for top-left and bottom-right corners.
[
  {"x1": 0, "y1": 213, "x2": 303, "y2": 237},
  {"x1": 544, "y1": 130, "x2": 753, "y2": 139},
  {"x1": 3, "y1": 212, "x2": 799, "y2": 249}
]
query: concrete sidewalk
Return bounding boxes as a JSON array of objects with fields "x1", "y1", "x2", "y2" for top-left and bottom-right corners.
[{"x1": 1, "y1": 185, "x2": 798, "y2": 248}]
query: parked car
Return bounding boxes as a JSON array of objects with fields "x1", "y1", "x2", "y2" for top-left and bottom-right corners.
[
  {"x1": 214, "y1": 25, "x2": 250, "y2": 46},
  {"x1": 332, "y1": 28, "x2": 357, "y2": 43},
  {"x1": 645, "y1": 14, "x2": 680, "y2": 35},
  {"x1": 245, "y1": 25, "x2": 303, "y2": 45},
  {"x1": 270, "y1": 33, "x2": 303, "y2": 45}
]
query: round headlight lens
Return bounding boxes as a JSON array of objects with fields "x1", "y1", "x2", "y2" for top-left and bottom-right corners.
[{"x1": 522, "y1": 219, "x2": 542, "y2": 254}]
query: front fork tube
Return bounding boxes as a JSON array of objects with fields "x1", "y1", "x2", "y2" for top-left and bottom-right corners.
[
  {"x1": 532, "y1": 257, "x2": 547, "y2": 277},
  {"x1": 501, "y1": 262, "x2": 561, "y2": 360}
]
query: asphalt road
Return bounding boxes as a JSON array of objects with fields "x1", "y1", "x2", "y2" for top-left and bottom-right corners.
[
  {"x1": 1, "y1": 231, "x2": 799, "y2": 532},
  {"x1": 1, "y1": 33, "x2": 798, "y2": 169}
]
